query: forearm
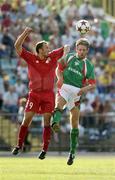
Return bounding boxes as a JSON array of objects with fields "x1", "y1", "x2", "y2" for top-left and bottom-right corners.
[
  {"x1": 14, "y1": 30, "x2": 28, "y2": 54},
  {"x1": 78, "y1": 84, "x2": 96, "y2": 96},
  {"x1": 14, "y1": 27, "x2": 33, "y2": 55},
  {"x1": 83, "y1": 84, "x2": 96, "y2": 93}
]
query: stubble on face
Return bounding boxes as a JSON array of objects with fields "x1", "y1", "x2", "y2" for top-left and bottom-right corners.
[
  {"x1": 76, "y1": 45, "x2": 88, "y2": 59},
  {"x1": 42, "y1": 43, "x2": 49, "y2": 57}
]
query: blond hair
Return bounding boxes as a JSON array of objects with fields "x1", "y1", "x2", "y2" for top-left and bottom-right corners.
[{"x1": 76, "y1": 38, "x2": 90, "y2": 48}]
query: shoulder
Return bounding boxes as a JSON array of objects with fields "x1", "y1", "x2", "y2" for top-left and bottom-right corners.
[
  {"x1": 21, "y1": 47, "x2": 34, "y2": 56},
  {"x1": 67, "y1": 53, "x2": 75, "y2": 58},
  {"x1": 66, "y1": 53, "x2": 76, "y2": 61},
  {"x1": 86, "y1": 58, "x2": 94, "y2": 69},
  {"x1": 20, "y1": 47, "x2": 36, "y2": 63},
  {"x1": 64, "y1": 53, "x2": 75, "y2": 64}
]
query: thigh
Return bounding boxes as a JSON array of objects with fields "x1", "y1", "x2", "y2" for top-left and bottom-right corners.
[
  {"x1": 40, "y1": 92, "x2": 55, "y2": 114},
  {"x1": 55, "y1": 92, "x2": 67, "y2": 109},
  {"x1": 59, "y1": 84, "x2": 70, "y2": 103},
  {"x1": 25, "y1": 92, "x2": 41, "y2": 113},
  {"x1": 22, "y1": 111, "x2": 35, "y2": 126},
  {"x1": 43, "y1": 113, "x2": 52, "y2": 126}
]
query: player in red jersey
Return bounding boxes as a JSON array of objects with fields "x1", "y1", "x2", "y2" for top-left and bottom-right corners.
[{"x1": 12, "y1": 27, "x2": 70, "y2": 159}]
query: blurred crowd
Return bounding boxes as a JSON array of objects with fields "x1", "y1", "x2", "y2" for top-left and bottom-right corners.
[{"x1": 0, "y1": 0, "x2": 115, "y2": 133}]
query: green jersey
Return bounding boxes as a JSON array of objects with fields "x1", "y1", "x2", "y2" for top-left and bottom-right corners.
[{"x1": 59, "y1": 53, "x2": 95, "y2": 88}]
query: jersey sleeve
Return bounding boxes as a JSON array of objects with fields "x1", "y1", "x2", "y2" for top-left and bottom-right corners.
[
  {"x1": 57, "y1": 54, "x2": 69, "y2": 71},
  {"x1": 86, "y1": 65, "x2": 96, "y2": 85},
  {"x1": 49, "y1": 47, "x2": 64, "y2": 61},
  {"x1": 20, "y1": 48, "x2": 34, "y2": 64}
]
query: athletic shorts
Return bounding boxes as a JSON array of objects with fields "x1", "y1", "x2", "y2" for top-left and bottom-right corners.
[
  {"x1": 58, "y1": 84, "x2": 81, "y2": 110},
  {"x1": 25, "y1": 91, "x2": 55, "y2": 114}
]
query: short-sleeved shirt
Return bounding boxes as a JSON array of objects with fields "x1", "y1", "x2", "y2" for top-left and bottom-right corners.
[
  {"x1": 58, "y1": 53, "x2": 96, "y2": 88},
  {"x1": 20, "y1": 47, "x2": 64, "y2": 92}
]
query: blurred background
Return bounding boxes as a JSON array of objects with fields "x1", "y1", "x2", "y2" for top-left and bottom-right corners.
[{"x1": 0, "y1": 0, "x2": 115, "y2": 153}]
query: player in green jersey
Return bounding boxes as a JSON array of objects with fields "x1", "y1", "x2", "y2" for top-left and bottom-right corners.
[{"x1": 51, "y1": 38, "x2": 96, "y2": 165}]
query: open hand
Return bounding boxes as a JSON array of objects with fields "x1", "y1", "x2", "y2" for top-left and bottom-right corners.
[
  {"x1": 64, "y1": 45, "x2": 70, "y2": 55},
  {"x1": 24, "y1": 27, "x2": 33, "y2": 35}
]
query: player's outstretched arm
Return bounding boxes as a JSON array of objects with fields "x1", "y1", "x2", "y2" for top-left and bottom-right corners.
[{"x1": 14, "y1": 27, "x2": 33, "y2": 55}]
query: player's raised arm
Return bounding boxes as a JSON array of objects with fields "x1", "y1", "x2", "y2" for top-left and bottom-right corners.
[
  {"x1": 50, "y1": 44, "x2": 70, "y2": 61},
  {"x1": 57, "y1": 44, "x2": 70, "y2": 69},
  {"x1": 63, "y1": 44, "x2": 70, "y2": 56},
  {"x1": 14, "y1": 27, "x2": 33, "y2": 55},
  {"x1": 55, "y1": 45, "x2": 70, "y2": 89}
]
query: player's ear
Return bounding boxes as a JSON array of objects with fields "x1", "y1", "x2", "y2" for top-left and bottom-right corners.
[{"x1": 75, "y1": 45, "x2": 78, "y2": 51}]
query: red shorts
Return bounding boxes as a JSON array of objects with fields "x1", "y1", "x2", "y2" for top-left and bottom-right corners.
[{"x1": 25, "y1": 91, "x2": 55, "y2": 114}]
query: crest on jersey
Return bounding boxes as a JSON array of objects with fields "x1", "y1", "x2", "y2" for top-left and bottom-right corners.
[
  {"x1": 75, "y1": 62, "x2": 79, "y2": 66},
  {"x1": 46, "y1": 57, "x2": 51, "y2": 63}
]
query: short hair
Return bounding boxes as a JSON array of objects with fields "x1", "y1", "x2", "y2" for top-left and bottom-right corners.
[
  {"x1": 35, "y1": 40, "x2": 48, "y2": 53},
  {"x1": 76, "y1": 38, "x2": 90, "y2": 48}
]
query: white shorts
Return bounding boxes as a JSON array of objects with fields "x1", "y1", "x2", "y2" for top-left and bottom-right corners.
[{"x1": 59, "y1": 84, "x2": 81, "y2": 110}]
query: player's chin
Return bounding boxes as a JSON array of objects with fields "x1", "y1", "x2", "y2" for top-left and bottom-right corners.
[
  {"x1": 45, "y1": 53, "x2": 49, "y2": 57},
  {"x1": 80, "y1": 55, "x2": 85, "y2": 59}
]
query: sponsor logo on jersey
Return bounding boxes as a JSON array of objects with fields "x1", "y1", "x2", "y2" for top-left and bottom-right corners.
[
  {"x1": 68, "y1": 67, "x2": 82, "y2": 76},
  {"x1": 75, "y1": 62, "x2": 79, "y2": 66},
  {"x1": 46, "y1": 57, "x2": 51, "y2": 63}
]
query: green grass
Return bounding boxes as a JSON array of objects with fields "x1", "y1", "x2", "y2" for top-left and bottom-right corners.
[{"x1": 0, "y1": 155, "x2": 115, "y2": 180}]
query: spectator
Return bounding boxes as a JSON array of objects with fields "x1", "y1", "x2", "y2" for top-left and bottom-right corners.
[
  {"x1": 17, "y1": 59, "x2": 28, "y2": 84},
  {"x1": 0, "y1": 71, "x2": 5, "y2": 111},
  {"x1": 24, "y1": 0, "x2": 38, "y2": 16},
  {"x1": 3, "y1": 85, "x2": 19, "y2": 120},
  {"x1": 60, "y1": 0, "x2": 78, "y2": 22},
  {"x1": 79, "y1": 0, "x2": 94, "y2": 20},
  {"x1": 1, "y1": 0, "x2": 12, "y2": 15},
  {"x1": 14, "y1": 79, "x2": 27, "y2": 97},
  {"x1": 80, "y1": 98, "x2": 95, "y2": 128},
  {"x1": 1, "y1": 28, "x2": 14, "y2": 58}
]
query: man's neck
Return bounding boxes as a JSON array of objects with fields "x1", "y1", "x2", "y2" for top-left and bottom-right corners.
[
  {"x1": 76, "y1": 54, "x2": 86, "y2": 61},
  {"x1": 38, "y1": 54, "x2": 45, "y2": 60}
]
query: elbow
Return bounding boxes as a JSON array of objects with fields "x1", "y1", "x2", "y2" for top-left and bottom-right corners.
[
  {"x1": 14, "y1": 42, "x2": 18, "y2": 49},
  {"x1": 14, "y1": 43, "x2": 17, "y2": 51},
  {"x1": 14, "y1": 42, "x2": 22, "y2": 55},
  {"x1": 14, "y1": 40, "x2": 22, "y2": 52}
]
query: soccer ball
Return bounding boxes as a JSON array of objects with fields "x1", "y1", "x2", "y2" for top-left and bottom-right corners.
[{"x1": 76, "y1": 20, "x2": 91, "y2": 35}]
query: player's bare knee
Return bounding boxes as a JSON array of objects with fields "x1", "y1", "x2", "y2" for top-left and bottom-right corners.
[{"x1": 44, "y1": 119, "x2": 50, "y2": 126}]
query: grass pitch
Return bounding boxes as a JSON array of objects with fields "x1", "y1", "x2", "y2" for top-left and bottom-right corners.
[{"x1": 0, "y1": 153, "x2": 115, "y2": 180}]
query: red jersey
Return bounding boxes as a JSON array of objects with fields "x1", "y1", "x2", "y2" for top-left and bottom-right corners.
[{"x1": 20, "y1": 47, "x2": 64, "y2": 92}]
